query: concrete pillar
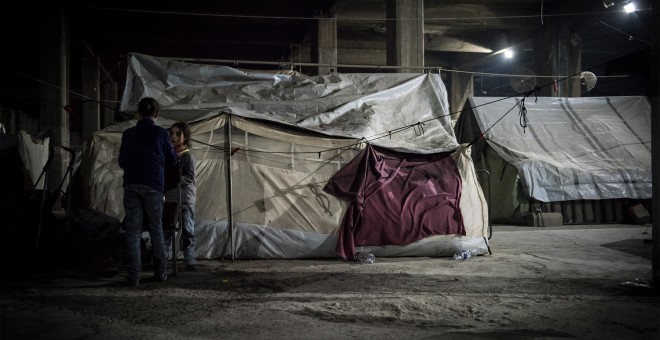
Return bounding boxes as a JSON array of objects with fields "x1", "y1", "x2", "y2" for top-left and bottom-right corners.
[
  {"x1": 386, "y1": 0, "x2": 424, "y2": 73},
  {"x1": 534, "y1": 18, "x2": 581, "y2": 97},
  {"x1": 450, "y1": 71, "x2": 474, "y2": 121},
  {"x1": 312, "y1": 16, "x2": 337, "y2": 75},
  {"x1": 81, "y1": 56, "x2": 100, "y2": 144},
  {"x1": 101, "y1": 81, "x2": 117, "y2": 129},
  {"x1": 533, "y1": 17, "x2": 558, "y2": 97},
  {"x1": 39, "y1": 6, "x2": 70, "y2": 206},
  {"x1": 558, "y1": 25, "x2": 581, "y2": 97}
]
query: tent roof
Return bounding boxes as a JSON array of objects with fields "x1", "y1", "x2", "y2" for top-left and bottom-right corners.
[
  {"x1": 465, "y1": 96, "x2": 651, "y2": 202},
  {"x1": 119, "y1": 53, "x2": 459, "y2": 154}
]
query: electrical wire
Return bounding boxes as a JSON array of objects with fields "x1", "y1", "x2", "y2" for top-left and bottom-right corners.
[
  {"x1": 64, "y1": 4, "x2": 651, "y2": 22},
  {"x1": 599, "y1": 20, "x2": 651, "y2": 44}
]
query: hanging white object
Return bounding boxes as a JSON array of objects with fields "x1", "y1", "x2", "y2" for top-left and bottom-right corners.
[
  {"x1": 17, "y1": 130, "x2": 50, "y2": 190},
  {"x1": 510, "y1": 67, "x2": 537, "y2": 93},
  {"x1": 580, "y1": 71, "x2": 598, "y2": 92}
]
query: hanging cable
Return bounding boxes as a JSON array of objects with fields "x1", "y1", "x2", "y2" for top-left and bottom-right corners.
[{"x1": 518, "y1": 98, "x2": 528, "y2": 133}]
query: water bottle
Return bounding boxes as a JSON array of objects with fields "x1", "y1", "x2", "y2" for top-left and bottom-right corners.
[
  {"x1": 453, "y1": 250, "x2": 472, "y2": 260},
  {"x1": 355, "y1": 252, "x2": 375, "y2": 264}
]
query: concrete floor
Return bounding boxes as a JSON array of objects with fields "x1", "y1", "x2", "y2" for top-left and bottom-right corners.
[{"x1": 1, "y1": 224, "x2": 658, "y2": 339}]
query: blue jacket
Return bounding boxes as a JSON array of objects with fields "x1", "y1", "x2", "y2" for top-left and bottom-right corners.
[{"x1": 118, "y1": 118, "x2": 178, "y2": 193}]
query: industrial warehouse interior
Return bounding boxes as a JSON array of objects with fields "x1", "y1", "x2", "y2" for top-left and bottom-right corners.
[{"x1": 0, "y1": 1, "x2": 658, "y2": 339}]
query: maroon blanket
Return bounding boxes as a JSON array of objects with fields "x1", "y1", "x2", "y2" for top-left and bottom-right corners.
[{"x1": 323, "y1": 144, "x2": 465, "y2": 259}]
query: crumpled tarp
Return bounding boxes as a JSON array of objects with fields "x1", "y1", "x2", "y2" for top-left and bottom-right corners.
[
  {"x1": 119, "y1": 52, "x2": 458, "y2": 154},
  {"x1": 465, "y1": 96, "x2": 651, "y2": 202}
]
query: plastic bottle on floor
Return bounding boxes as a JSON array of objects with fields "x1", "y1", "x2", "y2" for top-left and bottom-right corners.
[
  {"x1": 453, "y1": 250, "x2": 473, "y2": 260},
  {"x1": 355, "y1": 252, "x2": 375, "y2": 264}
]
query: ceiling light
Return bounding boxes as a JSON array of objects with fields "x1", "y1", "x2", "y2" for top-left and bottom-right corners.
[
  {"x1": 504, "y1": 49, "x2": 514, "y2": 59},
  {"x1": 623, "y1": 2, "x2": 636, "y2": 12}
]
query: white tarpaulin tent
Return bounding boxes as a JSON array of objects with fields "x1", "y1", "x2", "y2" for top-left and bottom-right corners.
[
  {"x1": 80, "y1": 53, "x2": 490, "y2": 260},
  {"x1": 455, "y1": 96, "x2": 651, "y2": 224}
]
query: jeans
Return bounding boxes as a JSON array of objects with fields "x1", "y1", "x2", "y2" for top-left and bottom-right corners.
[
  {"x1": 123, "y1": 184, "x2": 167, "y2": 282},
  {"x1": 181, "y1": 203, "x2": 198, "y2": 265},
  {"x1": 165, "y1": 203, "x2": 198, "y2": 265}
]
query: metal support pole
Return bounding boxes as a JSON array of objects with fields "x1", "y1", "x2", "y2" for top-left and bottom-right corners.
[
  {"x1": 173, "y1": 180, "x2": 181, "y2": 277},
  {"x1": 34, "y1": 146, "x2": 54, "y2": 266},
  {"x1": 168, "y1": 56, "x2": 433, "y2": 72},
  {"x1": 650, "y1": 2, "x2": 659, "y2": 288},
  {"x1": 475, "y1": 170, "x2": 492, "y2": 240},
  {"x1": 225, "y1": 114, "x2": 235, "y2": 261}
]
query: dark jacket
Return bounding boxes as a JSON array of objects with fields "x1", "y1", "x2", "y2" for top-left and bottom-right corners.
[{"x1": 118, "y1": 118, "x2": 178, "y2": 193}]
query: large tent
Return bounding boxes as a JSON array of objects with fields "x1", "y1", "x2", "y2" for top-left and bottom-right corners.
[
  {"x1": 454, "y1": 96, "x2": 652, "y2": 225},
  {"x1": 79, "y1": 53, "x2": 490, "y2": 260}
]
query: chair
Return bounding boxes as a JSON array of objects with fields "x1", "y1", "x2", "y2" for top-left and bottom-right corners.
[
  {"x1": 162, "y1": 200, "x2": 181, "y2": 276},
  {"x1": 163, "y1": 161, "x2": 182, "y2": 276}
]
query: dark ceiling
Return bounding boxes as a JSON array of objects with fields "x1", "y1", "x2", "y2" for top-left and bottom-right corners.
[{"x1": 0, "y1": 0, "x2": 655, "y2": 117}]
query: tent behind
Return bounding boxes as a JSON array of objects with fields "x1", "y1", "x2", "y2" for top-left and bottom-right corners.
[
  {"x1": 79, "y1": 53, "x2": 490, "y2": 260},
  {"x1": 455, "y1": 96, "x2": 652, "y2": 225}
]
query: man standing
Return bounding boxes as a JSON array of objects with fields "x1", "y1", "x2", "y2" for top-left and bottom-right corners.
[{"x1": 119, "y1": 97, "x2": 178, "y2": 287}]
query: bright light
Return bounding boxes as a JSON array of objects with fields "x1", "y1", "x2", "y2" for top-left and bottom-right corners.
[
  {"x1": 624, "y1": 2, "x2": 636, "y2": 13},
  {"x1": 504, "y1": 49, "x2": 514, "y2": 59}
]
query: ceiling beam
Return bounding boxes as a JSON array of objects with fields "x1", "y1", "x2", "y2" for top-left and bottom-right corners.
[
  {"x1": 424, "y1": 3, "x2": 541, "y2": 29},
  {"x1": 425, "y1": 35, "x2": 492, "y2": 53}
]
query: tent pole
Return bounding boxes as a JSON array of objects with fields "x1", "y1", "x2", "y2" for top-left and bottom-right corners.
[
  {"x1": 476, "y1": 170, "x2": 492, "y2": 240},
  {"x1": 226, "y1": 114, "x2": 235, "y2": 261},
  {"x1": 162, "y1": 56, "x2": 621, "y2": 79},
  {"x1": 166, "y1": 56, "x2": 433, "y2": 72},
  {"x1": 651, "y1": 2, "x2": 659, "y2": 288}
]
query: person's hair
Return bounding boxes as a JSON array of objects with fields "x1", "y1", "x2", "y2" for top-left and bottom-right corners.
[
  {"x1": 138, "y1": 97, "x2": 159, "y2": 118},
  {"x1": 171, "y1": 121, "x2": 192, "y2": 147}
]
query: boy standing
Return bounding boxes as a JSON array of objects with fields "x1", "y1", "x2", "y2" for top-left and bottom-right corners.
[{"x1": 119, "y1": 97, "x2": 178, "y2": 286}]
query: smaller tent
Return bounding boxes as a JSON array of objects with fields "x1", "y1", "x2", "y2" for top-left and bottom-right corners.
[{"x1": 455, "y1": 96, "x2": 652, "y2": 225}]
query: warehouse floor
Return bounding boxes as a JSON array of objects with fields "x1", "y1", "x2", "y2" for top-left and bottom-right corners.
[{"x1": 1, "y1": 224, "x2": 658, "y2": 339}]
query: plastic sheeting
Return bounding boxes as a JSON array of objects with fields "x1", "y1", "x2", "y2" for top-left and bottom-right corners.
[
  {"x1": 464, "y1": 96, "x2": 651, "y2": 202},
  {"x1": 80, "y1": 53, "x2": 490, "y2": 259},
  {"x1": 120, "y1": 53, "x2": 458, "y2": 154},
  {"x1": 17, "y1": 130, "x2": 49, "y2": 190}
]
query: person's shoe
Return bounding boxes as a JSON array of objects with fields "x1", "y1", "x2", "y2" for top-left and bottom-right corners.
[
  {"x1": 141, "y1": 273, "x2": 167, "y2": 283},
  {"x1": 185, "y1": 264, "x2": 198, "y2": 272},
  {"x1": 155, "y1": 273, "x2": 168, "y2": 282},
  {"x1": 122, "y1": 277, "x2": 139, "y2": 287}
]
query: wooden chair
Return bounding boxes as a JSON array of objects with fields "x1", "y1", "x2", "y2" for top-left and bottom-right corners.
[{"x1": 162, "y1": 200, "x2": 181, "y2": 276}]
